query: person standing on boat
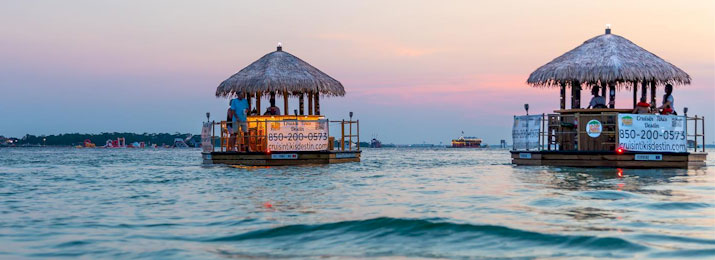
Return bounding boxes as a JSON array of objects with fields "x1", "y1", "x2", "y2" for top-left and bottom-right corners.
[
  {"x1": 226, "y1": 101, "x2": 236, "y2": 151},
  {"x1": 658, "y1": 84, "x2": 675, "y2": 115},
  {"x1": 230, "y1": 91, "x2": 250, "y2": 151},
  {"x1": 587, "y1": 86, "x2": 607, "y2": 109}
]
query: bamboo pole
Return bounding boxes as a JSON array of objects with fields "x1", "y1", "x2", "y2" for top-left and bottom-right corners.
[
  {"x1": 256, "y1": 92, "x2": 261, "y2": 115},
  {"x1": 341, "y1": 120, "x2": 345, "y2": 150},
  {"x1": 308, "y1": 92, "x2": 313, "y2": 115},
  {"x1": 299, "y1": 93, "x2": 304, "y2": 115},
  {"x1": 283, "y1": 91, "x2": 289, "y2": 115},
  {"x1": 600, "y1": 82, "x2": 607, "y2": 98},
  {"x1": 608, "y1": 83, "x2": 615, "y2": 108},
  {"x1": 641, "y1": 81, "x2": 647, "y2": 100},
  {"x1": 632, "y1": 82, "x2": 637, "y2": 108},
  {"x1": 650, "y1": 81, "x2": 657, "y2": 108},
  {"x1": 571, "y1": 80, "x2": 581, "y2": 109},
  {"x1": 560, "y1": 82, "x2": 566, "y2": 109},
  {"x1": 247, "y1": 92, "x2": 252, "y2": 113},
  {"x1": 315, "y1": 93, "x2": 321, "y2": 115}
]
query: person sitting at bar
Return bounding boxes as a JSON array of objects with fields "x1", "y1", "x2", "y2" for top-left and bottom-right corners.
[
  {"x1": 263, "y1": 98, "x2": 281, "y2": 115},
  {"x1": 587, "y1": 87, "x2": 607, "y2": 109},
  {"x1": 658, "y1": 84, "x2": 675, "y2": 115},
  {"x1": 632, "y1": 97, "x2": 651, "y2": 114}
]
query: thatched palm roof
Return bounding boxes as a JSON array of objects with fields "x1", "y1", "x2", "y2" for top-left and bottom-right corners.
[
  {"x1": 527, "y1": 31, "x2": 690, "y2": 87},
  {"x1": 216, "y1": 47, "x2": 345, "y2": 97}
]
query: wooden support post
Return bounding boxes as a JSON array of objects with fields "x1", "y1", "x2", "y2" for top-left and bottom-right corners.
[
  {"x1": 632, "y1": 82, "x2": 637, "y2": 108},
  {"x1": 308, "y1": 92, "x2": 313, "y2": 115},
  {"x1": 247, "y1": 92, "x2": 252, "y2": 113},
  {"x1": 600, "y1": 82, "x2": 607, "y2": 98},
  {"x1": 283, "y1": 91, "x2": 289, "y2": 115},
  {"x1": 571, "y1": 80, "x2": 581, "y2": 109},
  {"x1": 641, "y1": 81, "x2": 647, "y2": 100},
  {"x1": 702, "y1": 116, "x2": 706, "y2": 153},
  {"x1": 608, "y1": 83, "x2": 615, "y2": 108},
  {"x1": 349, "y1": 120, "x2": 352, "y2": 150},
  {"x1": 315, "y1": 93, "x2": 320, "y2": 115},
  {"x1": 299, "y1": 93, "x2": 304, "y2": 115},
  {"x1": 256, "y1": 92, "x2": 262, "y2": 114},
  {"x1": 650, "y1": 81, "x2": 657, "y2": 108},
  {"x1": 559, "y1": 82, "x2": 566, "y2": 109}
]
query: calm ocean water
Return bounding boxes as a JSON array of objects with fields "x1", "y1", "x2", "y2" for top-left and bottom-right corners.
[{"x1": 0, "y1": 147, "x2": 713, "y2": 259}]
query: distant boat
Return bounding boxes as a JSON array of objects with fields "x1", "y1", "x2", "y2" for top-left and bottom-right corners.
[
  {"x1": 451, "y1": 136, "x2": 482, "y2": 148},
  {"x1": 173, "y1": 138, "x2": 189, "y2": 148},
  {"x1": 370, "y1": 138, "x2": 382, "y2": 148}
]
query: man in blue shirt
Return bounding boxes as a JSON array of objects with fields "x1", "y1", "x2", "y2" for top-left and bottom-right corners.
[{"x1": 230, "y1": 91, "x2": 250, "y2": 151}]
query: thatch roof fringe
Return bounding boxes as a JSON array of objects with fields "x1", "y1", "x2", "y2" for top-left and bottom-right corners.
[
  {"x1": 216, "y1": 48, "x2": 345, "y2": 97},
  {"x1": 527, "y1": 33, "x2": 691, "y2": 88}
]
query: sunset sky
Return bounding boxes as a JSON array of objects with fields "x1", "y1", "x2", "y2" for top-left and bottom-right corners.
[{"x1": 1, "y1": 0, "x2": 713, "y2": 144}]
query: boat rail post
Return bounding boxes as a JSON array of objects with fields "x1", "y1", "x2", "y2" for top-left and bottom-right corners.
[
  {"x1": 540, "y1": 113, "x2": 546, "y2": 150},
  {"x1": 326, "y1": 119, "x2": 330, "y2": 151},
  {"x1": 211, "y1": 120, "x2": 215, "y2": 152},
  {"x1": 702, "y1": 116, "x2": 706, "y2": 152},
  {"x1": 341, "y1": 120, "x2": 345, "y2": 151},
  {"x1": 349, "y1": 121, "x2": 353, "y2": 151},
  {"x1": 357, "y1": 120, "x2": 360, "y2": 151},
  {"x1": 694, "y1": 115, "x2": 698, "y2": 153},
  {"x1": 546, "y1": 115, "x2": 553, "y2": 151}
]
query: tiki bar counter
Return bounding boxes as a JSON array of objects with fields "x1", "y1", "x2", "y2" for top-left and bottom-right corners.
[
  {"x1": 200, "y1": 45, "x2": 360, "y2": 166},
  {"x1": 511, "y1": 27, "x2": 706, "y2": 168}
]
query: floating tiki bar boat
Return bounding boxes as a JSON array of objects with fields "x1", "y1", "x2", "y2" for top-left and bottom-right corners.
[
  {"x1": 451, "y1": 136, "x2": 483, "y2": 148},
  {"x1": 200, "y1": 44, "x2": 360, "y2": 166},
  {"x1": 511, "y1": 26, "x2": 707, "y2": 168}
]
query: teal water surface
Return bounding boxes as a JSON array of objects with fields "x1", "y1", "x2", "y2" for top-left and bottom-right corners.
[{"x1": 0, "y1": 147, "x2": 713, "y2": 259}]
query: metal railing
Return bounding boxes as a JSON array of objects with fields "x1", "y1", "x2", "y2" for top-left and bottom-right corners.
[
  {"x1": 687, "y1": 115, "x2": 706, "y2": 153},
  {"x1": 530, "y1": 112, "x2": 706, "y2": 153},
  {"x1": 330, "y1": 120, "x2": 360, "y2": 151}
]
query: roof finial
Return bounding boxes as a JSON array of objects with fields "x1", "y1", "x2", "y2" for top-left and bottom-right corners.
[
  {"x1": 605, "y1": 24, "x2": 611, "y2": 34},
  {"x1": 277, "y1": 42, "x2": 282, "y2": 51}
]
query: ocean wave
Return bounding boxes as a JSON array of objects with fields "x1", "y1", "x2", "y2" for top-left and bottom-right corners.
[{"x1": 207, "y1": 217, "x2": 647, "y2": 258}]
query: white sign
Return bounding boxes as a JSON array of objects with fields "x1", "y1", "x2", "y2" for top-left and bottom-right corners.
[
  {"x1": 586, "y1": 120, "x2": 602, "y2": 138},
  {"x1": 271, "y1": 153, "x2": 298, "y2": 159},
  {"x1": 512, "y1": 115, "x2": 542, "y2": 151},
  {"x1": 267, "y1": 120, "x2": 329, "y2": 151},
  {"x1": 618, "y1": 114, "x2": 686, "y2": 153},
  {"x1": 634, "y1": 154, "x2": 663, "y2": 161},
  {"x1": 201, "y1": 122, "x2": 213, "y2": 153}
]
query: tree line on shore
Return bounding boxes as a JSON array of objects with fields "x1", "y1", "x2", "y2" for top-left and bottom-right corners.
[{"x1": 4, "y1": 132, "x2": 195, "y2": 146}]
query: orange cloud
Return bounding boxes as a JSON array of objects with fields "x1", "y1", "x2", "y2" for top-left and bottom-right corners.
[{"x1": 315, "y1": 33, "x2": 447, "y2": 58}]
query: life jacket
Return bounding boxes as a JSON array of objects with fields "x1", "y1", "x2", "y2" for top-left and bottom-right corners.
[
  {"x1": 637, "y1": 102, "x2": 650, "y2": 108},
  {"x1": 661, "y1": 107, "x2": 673, "y2": 115}
]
